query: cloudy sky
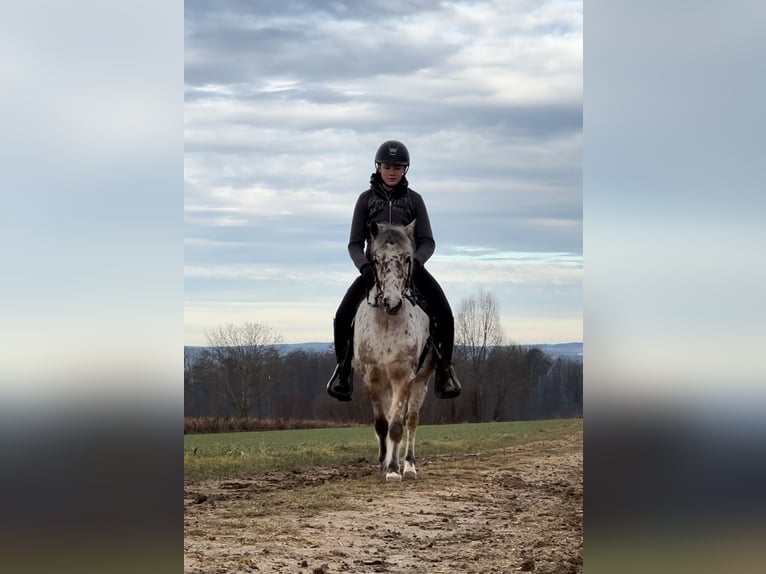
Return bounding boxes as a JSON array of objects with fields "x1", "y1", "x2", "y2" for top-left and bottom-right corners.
[{"x1": 184, "y1": 0, "x2": 582, "y2": 346}]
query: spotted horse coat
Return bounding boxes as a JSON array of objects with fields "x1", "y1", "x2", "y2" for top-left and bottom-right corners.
[{"x1": 352, "y1": 220, "x2": 435, "y2": 482}]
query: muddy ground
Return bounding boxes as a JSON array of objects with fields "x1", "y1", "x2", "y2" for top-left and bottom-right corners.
[{"x1": 184, "y1": 428, "x2": 582, "y2": 573}]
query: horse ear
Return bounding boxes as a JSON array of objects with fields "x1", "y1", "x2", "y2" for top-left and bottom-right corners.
[
  {"x1": 370, "y1": 220, "x2": 379, "y2": 237},
  {"x1": 404, "y1": 219, "x2": 416, "y2": 239}
]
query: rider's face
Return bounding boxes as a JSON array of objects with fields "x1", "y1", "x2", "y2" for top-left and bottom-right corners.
[{"x1": 379, "y1": 164, "x2": 405, "y2": 186}]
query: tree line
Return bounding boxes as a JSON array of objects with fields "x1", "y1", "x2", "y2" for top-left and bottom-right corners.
[{"x1": 184, "y1": 291, "x2": 582, "y2": 428}]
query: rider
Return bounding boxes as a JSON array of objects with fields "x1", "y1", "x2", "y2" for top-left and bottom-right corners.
[{"x1": 326, "y1": 140, "x2": 462, "y2": 402}]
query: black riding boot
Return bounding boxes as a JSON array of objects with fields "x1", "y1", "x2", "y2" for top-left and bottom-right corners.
[
  {"x1": 327, "y1": 317, "x2": 355, "y2": 401},
  {"x1": 326, "y1": 348, "x2": 353, "y2": 401},
  {"x1": 432, "y1": 323, "x2": 462, "y2": 399},
  {"x1": 434, "y1": 363, "x2": 462, "y2": 399}
]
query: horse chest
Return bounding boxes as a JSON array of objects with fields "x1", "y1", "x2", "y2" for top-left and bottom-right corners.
[{"x1": 354, "y1": 303, "x2": 428, "y2": 365}]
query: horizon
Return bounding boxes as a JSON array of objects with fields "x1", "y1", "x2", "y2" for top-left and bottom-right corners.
[{"x1": 183, "y1": 340, "x2": 583, "y2": 347}]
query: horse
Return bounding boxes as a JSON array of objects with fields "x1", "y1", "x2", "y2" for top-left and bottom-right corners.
[{"x1": 352, "y1": 220, "x2": 435, "y2": 482}]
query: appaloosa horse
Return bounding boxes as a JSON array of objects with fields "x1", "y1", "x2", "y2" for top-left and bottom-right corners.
[{"x1": 353, "y1": 220, "x2": 435, "y2": 482}]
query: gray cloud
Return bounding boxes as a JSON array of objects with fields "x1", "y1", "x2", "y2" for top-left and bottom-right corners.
[
  {"x1": 185, "y1": 0, "x2": 460, "y2": 85},
  {"x1": 184, "y1": 0, "x2": 582, "y2": 344}
]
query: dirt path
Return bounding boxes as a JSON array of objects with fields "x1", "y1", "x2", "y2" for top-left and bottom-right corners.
[{"x1": 184, "y1": 429, "x2": 582, "y2": 573}]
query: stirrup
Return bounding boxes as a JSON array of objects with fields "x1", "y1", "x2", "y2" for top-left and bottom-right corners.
[{"x1": 434, "y1": 365, "x2": 461, "y2": 399}]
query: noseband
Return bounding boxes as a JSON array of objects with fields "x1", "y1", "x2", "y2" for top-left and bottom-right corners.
[{"x1": 367, "y1": 256, "x2": 413, "y2": 308}]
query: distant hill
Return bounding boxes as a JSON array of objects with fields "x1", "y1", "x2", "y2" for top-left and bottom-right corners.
[
  {"x1": 185, "y1": 341, "x2": 581, "y2": 362},
  {"x1": 184, "y1": 342, "x2": 332, "y2": 362},
  {"x1": 528, "y1": 342, "x2": 583, "y2": 362},
  {"x1": 274, "y1": 342, "x2": 335, "y2": 355}
]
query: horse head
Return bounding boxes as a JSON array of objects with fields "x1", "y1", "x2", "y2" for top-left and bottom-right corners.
[{"x1": 369, "y1": 220, "x2": 415, "y2": 315}]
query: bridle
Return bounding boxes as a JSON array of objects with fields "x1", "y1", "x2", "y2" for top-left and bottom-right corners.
[{"x1": 368, "y1": 254, "x2": 413, "y2": 308}]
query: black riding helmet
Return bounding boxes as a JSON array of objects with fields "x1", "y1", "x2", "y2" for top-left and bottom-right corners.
[{"x1": 375, "y1": 140, "x2": 410, "y2": 171}]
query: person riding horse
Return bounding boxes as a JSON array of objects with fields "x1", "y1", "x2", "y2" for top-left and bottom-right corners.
[{"x1": 326, "y1": 140, "x2": 462, "y2": 402}]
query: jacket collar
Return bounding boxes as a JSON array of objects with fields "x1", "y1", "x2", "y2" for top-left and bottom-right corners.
[{"x1": 370, "y1": 172, "x2": 409, "y2": 198}]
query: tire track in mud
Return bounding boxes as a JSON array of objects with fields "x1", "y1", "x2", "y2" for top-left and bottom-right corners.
[{"x1": 184, "y1": 430, "x2": 582, "y2": 574}]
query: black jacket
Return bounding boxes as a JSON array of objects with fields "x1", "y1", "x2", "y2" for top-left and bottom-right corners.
[{"x1": 347, "y1": 172, "x2": 436, "y2": 270}]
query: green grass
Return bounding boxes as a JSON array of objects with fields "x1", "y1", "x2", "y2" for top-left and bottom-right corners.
[{"x1": 184, "y1": 418, "x2": 581, "y2": 483}]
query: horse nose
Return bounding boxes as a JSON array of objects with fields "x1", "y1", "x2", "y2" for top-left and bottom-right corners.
[{"x1": 383, "y1": 297, "x2": 402, "y2": 315}]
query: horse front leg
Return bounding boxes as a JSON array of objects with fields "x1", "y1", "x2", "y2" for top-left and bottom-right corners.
[
  {"x1": 383, "y1": 417, "x2": 403, "y2": 482},
  {"x1": 374, "y1": 414, "x2": 388, "y2": 474},
  {"x1": 367, "y1": 379, "x2": 390, "y2": 476},
  {"x1": 383, "y1": 380, "x2": 411, "y2": 482},
  {"x1": 403, "y1": 377, "x2": 428, "y2": 479},
  {"x1": 402, "y1": 410, "x2": 419, "y2": 479}
]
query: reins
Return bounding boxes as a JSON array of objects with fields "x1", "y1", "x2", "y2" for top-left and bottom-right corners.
[{"x1": 367, "y1": 257, "x2": 414, "y2": 307}]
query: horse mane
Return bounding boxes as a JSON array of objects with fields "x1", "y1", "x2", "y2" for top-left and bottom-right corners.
[{"x1": 370, "y1": 222, "x2": 415, "y2": 255}]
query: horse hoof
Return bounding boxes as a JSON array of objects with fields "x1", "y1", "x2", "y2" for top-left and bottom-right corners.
[
  {"x1": 403, "y1": 461, "x2": 417, "y2": 479},
  {"x1": 385, "y1": 472, "x2": 402, "y2": 482}
]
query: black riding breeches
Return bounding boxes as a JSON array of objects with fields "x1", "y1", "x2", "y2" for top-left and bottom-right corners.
[
  {"x1": 332, "y1": 266, "x2": 455, "y2": 364},
  {"x1": 412, "y1": 266, "x2": 455, "y2": 363},
  {"x1": 332, "y1": 275, "x2": 367, "y2": 363}
]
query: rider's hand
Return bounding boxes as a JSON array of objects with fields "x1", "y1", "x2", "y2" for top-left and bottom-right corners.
[
  {"x1": 412, "y1": 258, "x2": 423, "y2": 274},
  {"x1": 360, "y1": 263, "x2": 376, "y2": 289}
]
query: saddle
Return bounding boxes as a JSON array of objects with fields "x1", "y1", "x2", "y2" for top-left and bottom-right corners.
[
  {"x1": 362, "y1": 284, "x2": 435, "y2": 375},
  {"x1": 405, "y1": 286, "x2": 436, "y2": 374},
  {"x1": 404, "y1": 286, "x2": 429, "y2": 316}
]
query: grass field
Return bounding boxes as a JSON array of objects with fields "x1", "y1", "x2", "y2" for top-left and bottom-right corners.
[{"x1": 184, "y1": 418, "x2": 582, "y2": 483}]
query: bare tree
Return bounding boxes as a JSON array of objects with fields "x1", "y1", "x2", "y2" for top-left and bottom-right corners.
[
  {"x1": 495, "y1": 346, "x2": 555, "y2": 420},
  {"x1": 184, "y1": 347, "x2": 195, "y2": 415},
  {"x1": 455, "y1": 290, "x2": 504, "y2": 420},
  {"x1": 532, "y1": 356, "x2": 580, "y2": 419},
  {"x1": 486, "y1": 344, "x2": 525, "y2": 421},
  {"x1": 185, "y1": 348, "x2": 228, "y2": 417},
  {"x1": 205, "y1": 322, "x2": 283, "y2": 418}
]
